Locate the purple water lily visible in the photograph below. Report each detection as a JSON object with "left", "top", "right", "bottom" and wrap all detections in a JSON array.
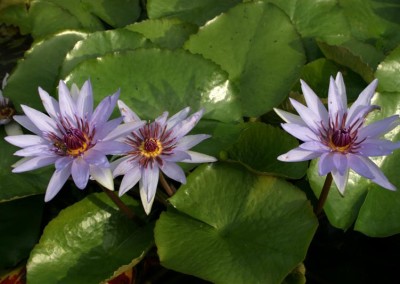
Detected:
[
  {"left": 112, "top": 101, "right": 217, "bottom": 214},
  {"left": 5, "top": 80, "right": 144, "bottom": 201},
  {"left": 274, "top": 72, "right": 400, "bottom": 194}
]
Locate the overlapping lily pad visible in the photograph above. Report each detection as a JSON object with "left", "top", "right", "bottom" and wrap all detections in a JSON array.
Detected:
[
  {"left": 3, "top": 31, "right": 86, "bottom": 112},
  {"left": 27, "top": 192, "right": 154, "bottom": 284},
  {"left": 185, "top": 1, "right": 305, "bottom": 117},
  {"left": 155, "top": 163, "right": 317, "bottom": 283},
  {"left": 227, "top": 122, "right": 308, "bottom": 179},
  {"left": 64, "top": 48, "right": 242, "bottom": 123}
]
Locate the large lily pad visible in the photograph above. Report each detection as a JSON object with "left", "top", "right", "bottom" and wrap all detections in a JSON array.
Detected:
[
  {"left": 147, "top": 0, "right": 241, "bottom": 26},
  {"left": 155, "top": 163, "right": 317, "bottom": 284},
  {"left": 64, "top": 48, "right": 242, "bottom": 123},
  {"left": 227, "top": 122, "right": 308, "bottom": 179},
  {"left": 185, "top": 2, "right": 305, "bottom": 117},
  {"left": 27, "top": 192, "right": 154, "bottom": 284},
  {"left": 3, "top": 31, "right": 86, "bottom": 112}
]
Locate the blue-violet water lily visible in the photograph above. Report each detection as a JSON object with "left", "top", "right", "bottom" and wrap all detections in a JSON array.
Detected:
[
  {"left": 112, "top": 101, "right": 217, "bottom": 214},
  {"left": 5, "top": 80, "right": 144, "bottom": 201},
  {"left": 274, "top": 72, "right": 400, "bottom": 194}
]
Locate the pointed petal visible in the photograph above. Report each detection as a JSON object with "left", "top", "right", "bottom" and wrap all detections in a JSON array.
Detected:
[
  {"left": 45, "top": 164, "right": 72, "bottom": 202},
  {"left": 76, "top": 80, "right": 93, "bottom": 118},
  {"left": 70, "top": 83, "right": 80, "bottom": 101},
  {"left": 12, "top": 156, "right": 58, "bottom": 173},
  {"left": 176, "top": 134, "right": 211, "bottom": 150},
  {"left": 94, "top": 141, "right": 131, "bottom": 155},
  {"left": 328, "top": 76, "right": 346, "bottom": 119},
  {"left": 161, "top": 162, "right": 186, "bottom": 184},
  {"left": 347, "top": 79, "right": 378, "bottom": 123},
  {"left": 55, "top": 156, "right": 73, "bottom": 171},
  {"left": 71, "top": 158, "right": 89, "bottom": 189},
  {"left": 142, "top": 166, "right": 159, "bottom": 203},
  {"left": 181, "top": 151, "right": 217, "bottom": 163},
  {"left": 119, "top": 167, "right": 141, "bottom": 196},
  {"left": 332, "top": 153, "right": 348, "bottom": 175},
  {"left": 299, "top": 141, "right": 329, "bottom": 152},
  {"left": 273, "top": 108, "right": 306, "bottom": 125},
  {"left": 14, "top": 144, "right": 51, "bottom": 157},
  {"left": 21, "top": 105, "right": 57, "bottom": 133},
  {"left": 155, "top": 111, "right": 169, "bottom": 126},
  {"left": 318, "top": 152, "right": 335, "bottom": 176},
  {"left": 162, "top": 150, "right": 191, "bottom": 162},
  {"left": 94, "top": 117, "right": 123, "bottom": 140},
  {"left": 277, "top": 147, "right": 321, "bottom": 162},
  {"left": 300, "top": 80, "right": 328, "bottom": 122},
  {"left": 5, "top": 135, "right": 45, "bottom": 148},
  {"left": 166, "top": 107, "right": 190, "bottom": 130},
  {"left": 281, "top": 123, "right": 319, "bottom": 142},
  {"left": 331, "top": 168, "right": 349, "bottom": 195},
  {"left": 170, "top": 109, "right": 204, "bottom": 139},
  {"left": 289, "top": 99, "right": 322, "bottom": 133},
  {"left": 117, "top": 100, "right": 141, "bottom": 123},
  {"left": 335, "top": 72, "right": 347, "bottom": 108},
  {"left": 103, "top": 120, "right": 145, "bottom": 141},
  {"left": 139, "top": 179, "right": 156, "bottom": 215},
  {"left": 58, "top": 80, "right": 76, "bottom": 119},
  {"left": 346, "top": 104, "right": 380, "bottom": 128},
  {"left": 91, "top": 91, "right": 119, "bottom": 125},
  {"left": 358, "top": 139, "right": 400, "bottom": 156},
  {"left": 13, "top": 115, "right": 41, "bottom": 135},
  {"left": 357, "top": 115, "right": 400, "bottom": 140},
  {"left": 38, "top": 87, "right": 60, "bottom": 119},
  {"left": 112, "top": 156, "right": 135, "bottom": 176},
  {"left": 90, "top": 165, "right": 114, "bottom": 190},
  {"left": 347, "top": 154, "right": 375, "bottom": 179},
  {"left": 354, "top": 156, "right": 396, "bottom": 190},
  {"left": 84, "top": 149, "right": 109, "bottom": 167}
]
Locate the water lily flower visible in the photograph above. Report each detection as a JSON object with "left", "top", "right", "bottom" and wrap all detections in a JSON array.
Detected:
[
  {"left": 274, "top": 72, "right": 400, "bottom": 194},
  {"left": 112, "top": 101, "right": 217, "bottom": 214},
  {"left": 5, "top": 80, "right": 144, "bottom": 201}
]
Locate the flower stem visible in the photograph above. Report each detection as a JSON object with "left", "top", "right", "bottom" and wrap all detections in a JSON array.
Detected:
[
  {"left": 314, "top": 173, "right": 333, "bottom": 216},
  {"left": 101, "top": 186, "right": 144, "bottom": 226},
  {"left": 159, "top": 173, "right": 175, "bottom": 197}
]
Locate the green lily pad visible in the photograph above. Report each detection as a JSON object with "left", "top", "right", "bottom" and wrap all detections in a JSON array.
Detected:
[
  {"left": 64, "top": 48, "right": 242, "bottom": 123},
  {"left": 27, "top": 192, "right": 154, "bottom": 284},
  {"left": 155, "top": 163, "right": 318, "bottom": 284},
  {"left": 0, "top": 195, "right": 44, "bottom": 269},
  {"left": 227, "top": 122, "right": 308, "bottom": 179},
  {"left": 185, "top": 2, "right": 305, "bottom": 117},
  {"left": 3, "top": 31, "right": 86, "bottom": 112},
  {"left": 0, "top": 1, "right": 31, "bottom": 34},
  {"left": 147, "top": 0, "right": 241, "bottom": 26},
  {"left": 60, "top": 29, "right": 151, "bottom": 77},
  {"left": 28, "top": 0, "right": 140, "bottom": 39},
  {"left": 0, "top": 127, "right": 52, "bottom": 202},
  {"left": 126, "top": 18, "right": 198, "bottom": 50},
  {"left": 260, "top": 0, "right": 350, "bottom": 45},
  {"left": 375, "top": 44, "right": 400, "bottom": 93}
]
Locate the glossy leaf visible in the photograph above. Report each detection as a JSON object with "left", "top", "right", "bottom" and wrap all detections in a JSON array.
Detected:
[
  {"left": 60, "top": 29, "right": 150, "bottom": 77},
  {"left": 185, "top": 2, "right": 305, "bottom": 117},
  {"left": 155, "top": 163, "right": 318, "bottom": 284},
  {"left": 375, "top": 44, "right": 400, "bottom": 93},
  {"left": 228, "top": 122, "right": 308, "bottom": 179},
  {"left": 0, "top": 195, "right": 43, "bottom": 269},
  {"left": 147, "top": 0, "right": 241, "bottom": 26},
  {"left": 126, "top": 18, "right": 198, "bottom": 50},
  {"left": 64, "top": 48, "right": 242, "bottom": 123},
  {"left": 27, "top": 192, "right": 154, "bottom": 284},
  {"left": 3, "top": 31, "right": 86, "bottom": 112},
  {"left": 0, "top": 127, "right": 51, "bottom": 201},
  {"left": 263, "top": 0, "right": 350, "bottom": 45}
]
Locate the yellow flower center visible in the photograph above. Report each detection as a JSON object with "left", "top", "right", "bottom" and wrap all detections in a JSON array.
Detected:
[
  {"left": 139, "top": 138, "right": 163, "bottom": 158},
  {"left": 64, "top": 129, "right": 91, "bottom": 156}
]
